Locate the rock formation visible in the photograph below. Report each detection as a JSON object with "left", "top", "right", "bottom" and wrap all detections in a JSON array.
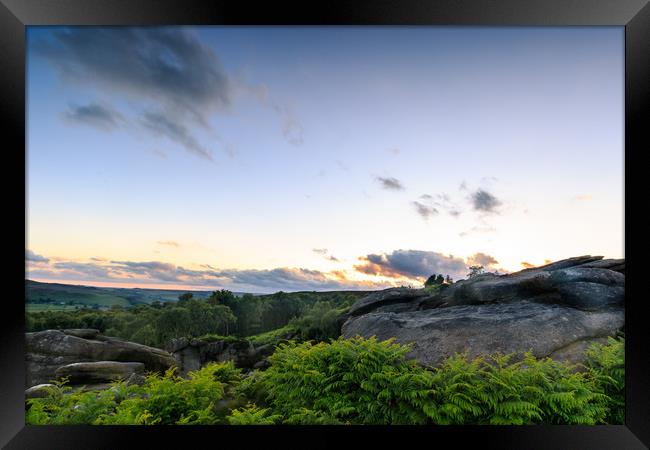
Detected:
[
  {"left": 25, "top": 328, "right": 176, "bottom": 387},
  {"left": 166, "top": 337, "right": 276, "bottom": 375},
  {"left": 342, "top": 256, "right": 624, "bottom": 367}
]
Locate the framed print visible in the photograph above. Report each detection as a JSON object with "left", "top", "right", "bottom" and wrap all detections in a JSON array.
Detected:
[{"left": 1, "top": 0, "right": 648, "bottom": 448}]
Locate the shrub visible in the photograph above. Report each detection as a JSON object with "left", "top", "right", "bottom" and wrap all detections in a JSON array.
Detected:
[
  {"left": 226, "top": 403, "right": 281, "bottom": 425},
  {"left": 261, "top": 336, "right": 438, "bottom": 424},
  {"left": 585, "top": 336, "right": 625, "bottom": 424}
]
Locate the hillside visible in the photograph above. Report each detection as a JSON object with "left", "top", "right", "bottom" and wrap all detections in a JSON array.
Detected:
[{"left": 25, "top": 280, "right": 217, "bottom": 310}]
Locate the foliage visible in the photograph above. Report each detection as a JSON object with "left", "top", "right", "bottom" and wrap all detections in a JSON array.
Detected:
[
  {"left": 585, "top": 336, "right": 625, "bottom": 424},
  {"left": 26, "top": 336, "right": 624, "bottom": 426},
  {"left": 424, "top": 274, "right": 445, "bottom": 287},
  {"left": 290, "top": 301, "right": 348, "bottom": 342},
  {"left": 27, "top": 362, "right": 239, "bottom": 425},
  {"left": 27, "top": 290, "right": 363, "bottom": 347},
  {"left": 246, "top": 325, "right": 297, "bottom": 347},
  {"left": 467, "top": 265, "right": 485, "bottom": 278},
  {"left": 226, "top": 403, "right": 281, "bottom": 425},
  {"left": 261, "top": 337, "right": 439, "bottom": 424}
]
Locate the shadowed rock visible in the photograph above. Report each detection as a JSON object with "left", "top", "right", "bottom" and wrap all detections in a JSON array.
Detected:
[
  {"left": 55, "top": 361, "right": 145, "bottom": 384},
  {"left": 26, "top": 329, "right": 176, "bottom": 386}
]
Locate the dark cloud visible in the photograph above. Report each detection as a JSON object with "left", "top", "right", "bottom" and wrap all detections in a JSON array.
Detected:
[
  {"left": 34, "top": 27, "right": 230, "bottom": 159},
  {"left": 466, "top": 252, "right": 499, "bottom": 268},
  {"left": 354, "top": 250, "right": 467, "bottom": 281},
  {"left": 470, "top": 189, "right": 502, "bottom": 213},
  {"left": 63, "top": 103, "right": 123, "bottom": 130},
  {"left": 375, "top": 176, "right": 405, "bottom": 191},
  {"left": 34, "top": 27, "right": 231, "bottom": 120},
  {"left": 26, "top": 250, "right": 49, "bottom": 263},
  {"left": 411, "top": 201, "right": 438, "bottom": 220}
]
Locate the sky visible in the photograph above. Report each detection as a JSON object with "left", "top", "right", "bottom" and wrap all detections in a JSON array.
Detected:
[{"left": 25, "top": 26, "right": 624, "bottom": 293}]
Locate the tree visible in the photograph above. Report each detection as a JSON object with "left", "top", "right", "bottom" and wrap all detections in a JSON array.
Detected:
[
  {"left": 207, "top": 289, "right": 236, "bottom": 307},
  {"left": 467, "top": 265, "right": 485, "bottom": 278},
  {"left": 424, "top": 274, "right": 446, "bottom": 288},
  {"left": 445, "top": 275, "right": 453, "bottom": 284},
  {"left": 178, "top": 293, "right": 194, "bottom": 304},
  {"left": 424, "top": 274, "right": 439, "bottom": 287}
]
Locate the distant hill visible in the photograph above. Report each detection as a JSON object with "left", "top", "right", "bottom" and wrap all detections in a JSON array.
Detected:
[
  {"left": 25, "top": 279, "right": 240, "bottom": 310},
  {"left": 25, "top": 280, "right": 373, "bottom": 311}
]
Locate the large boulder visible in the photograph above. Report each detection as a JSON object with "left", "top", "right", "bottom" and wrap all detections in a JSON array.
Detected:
[
  {"left": 54, "top": 361, "right": 145, "bottom": 385},
  {"left": 342, "top": 301, "right": 623, "bottom": 367},
  {"left": 342, "top": 256, "right": 625, "bottom": 367},
  {"left": 26, "top": 329, "right": 176, "bottom": 386},
  {"left": 419, "top": 256, "right": 624, "bottom": 311}
]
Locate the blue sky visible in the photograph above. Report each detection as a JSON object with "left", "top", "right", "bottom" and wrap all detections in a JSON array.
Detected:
[{"left": 26, "top": 26, "right": 624, "bottom": 293}]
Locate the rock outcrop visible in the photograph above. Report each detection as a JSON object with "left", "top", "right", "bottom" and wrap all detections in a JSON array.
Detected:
[
  {"left": 342, "top": 256, "right": 624, "bottom": 367},
  {"left": 54, "top": 361, "right": 145, "bottom": 385},
  {"left": 26, "top": 329, "right": 176, "bottom": 387},
  {"left": 166, "top": 337, "right": 273, "bottom": 376}
]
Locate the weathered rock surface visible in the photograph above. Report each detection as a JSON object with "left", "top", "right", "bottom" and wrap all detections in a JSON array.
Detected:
[
  {"left": 342, "top": 256, "right": 625, "bottom": 367},
  {"left": 25, "top": 384, "right": 57, "bottom": 400},
  {"left": 348, "top": 287, "right": 430, "bottom": 316},
  {"left": 54, "top": 361, "right": 145, "bottom": 385},
  {"left": 419, "top": 256, "right": 624, "bottom": 311},
  {"left": 26, "top": 329, "right": 176, "bottom": 386},
  {"left": 166, "top": 337, "right": 262, "bottom": 376}
]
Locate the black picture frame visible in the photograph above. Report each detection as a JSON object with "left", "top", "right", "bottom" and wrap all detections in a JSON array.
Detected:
[{"left": 2, "top": 1, "right": 648, "bottom": 448}]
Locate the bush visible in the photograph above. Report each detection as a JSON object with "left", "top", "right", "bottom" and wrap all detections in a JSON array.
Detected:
[
  {"left": 26, "top": 336, "right": 624, "bottom": 426},
  {"left": 585, "top": 336, "right": 625, "bottom": 424},
  {"left": 27, "top": 362, "right": 238, "bottom": 425},
  {"left": 261, "top": 336, "right": 438, "bottom": 424}
]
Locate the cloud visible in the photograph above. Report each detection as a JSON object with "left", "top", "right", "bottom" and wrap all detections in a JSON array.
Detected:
[
  {"left": 470, "top": 189, "right": 502, "bottom": 213},
  {"left": 313, "top": 248, "right": 341, "bottom": 262},
  {"left": 63, "top": 103, "right": 124, "bottom": 131},
  {"left": 375, "top": 176, "right": 405, "bottom": 191},
  {"left": 34, "top": 27, "right": 232, "bottom": 159},
  {"left": 157, "top": 240, "right": 181, "bottom": 248},
  {"left": 387, "top": 148, "right": 401, "bottom": 155},
  {"left": 34, "top": 27, "right": 231, "bottom": 120},
  {"left": 574, "top": 194, "right": 593, "bottom": 201},
  {"left": 27, "top": 256, "right": 387, "bottom": 293},
  {"left": 140, "top": 111, "right": 213, "bottom": 160},
  {"left": 26, "top": 250, "right": 49, "bottom": 263},
  {"left": 411, "top": 201, "right": 438, "bottom": 220},
  {"left": 272, "top": 103, "right": 304, "bottom": 146},
  {"left": 417, "top": 193, "right": 463, "bottom": 218},
  {"left": 459, "top": 224, "right": 497, "bottom": 237},
  {"left": 466, "top": 252, "right": 499, "bottom": 268},
  {"left": 521, "top": 261, "right": 536, "bottom": 269},
  {"left": 354, "top": 250, "right": 468, "bottom": 281}
]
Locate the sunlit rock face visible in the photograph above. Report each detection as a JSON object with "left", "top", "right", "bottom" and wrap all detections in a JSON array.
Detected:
[{"left": 342, "top": 256, "right": 624, "bottom": 367}]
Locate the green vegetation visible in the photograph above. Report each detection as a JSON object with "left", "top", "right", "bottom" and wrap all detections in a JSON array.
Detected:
[
  {"left": 26, "top": 335, "right": 625, "bottom": 425},
  {"left": 26, "top": 289, "right": 363, "bottom": 348}
]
